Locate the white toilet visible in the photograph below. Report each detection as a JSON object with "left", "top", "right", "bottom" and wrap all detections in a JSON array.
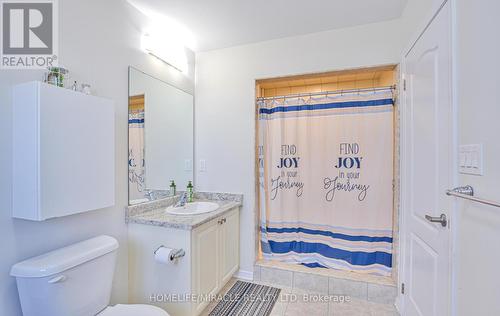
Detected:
[{"left": 10, "top": 235, "right": 169, "bottom": 316}]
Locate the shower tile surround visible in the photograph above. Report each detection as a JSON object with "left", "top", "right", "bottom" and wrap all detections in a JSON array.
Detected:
[
  {"left": 255, "top": 260, "right": 397, "bottom": 305},
  {"left": 126, "top": 192, "right": 243, "bottom": 230}
]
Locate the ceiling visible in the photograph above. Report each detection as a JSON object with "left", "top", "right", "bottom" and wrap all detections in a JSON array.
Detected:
[{"left": 129, "top": 0, "right": 409, "bottom": 52}]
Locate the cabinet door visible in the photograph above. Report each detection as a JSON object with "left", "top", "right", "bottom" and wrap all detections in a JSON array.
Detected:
[
  {"left": 193, "top": 219, "right": 220, "bottom": 315},
  {"left": 219, "top": 209, "right": 240, "bottom": 285},
  {"left": 12, "top": 82, "right": 115, "bottom": 221},
  {"left": 40, "top": 83, "right": 115, "bottom": 219}
]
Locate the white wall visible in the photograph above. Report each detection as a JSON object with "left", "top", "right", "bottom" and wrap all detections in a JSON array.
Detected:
[
  {"left": 0, "top": 0, "right": 194, "bottom": 315},
  {"left": 194, "top": 0, "right": 433, "bottom": 275},
  {"left": 454, "top": 0, "right": 500, "bottom": 314}
]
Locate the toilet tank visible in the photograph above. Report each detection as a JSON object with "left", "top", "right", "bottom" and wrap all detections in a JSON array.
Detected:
[{"left": 10, "top": 235, "right": 119, "bottom": 316}]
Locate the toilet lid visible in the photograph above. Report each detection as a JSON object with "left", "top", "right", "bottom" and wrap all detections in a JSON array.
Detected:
[{"left": 98, "top": 304, "right": 169, "bottom": 316}]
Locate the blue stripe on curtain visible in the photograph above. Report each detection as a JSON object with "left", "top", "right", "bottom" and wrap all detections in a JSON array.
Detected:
[
  {"left": 129, "top": 118, "right": 144, "bottom": 124},
  {"left": 301, "top": 262, "right": 327, "bottom": 268},
  {"left": 265, "top": 226, "right": 393, "bottom": 243},
  {"left": 259, "top": 98, "right": 393, "bottom": 115},
  {"left": 268, "top": 240, "right": 392, "bottom": 268},
  {"left": 264, "top": 221, "right": 393, "bottom": 235}
]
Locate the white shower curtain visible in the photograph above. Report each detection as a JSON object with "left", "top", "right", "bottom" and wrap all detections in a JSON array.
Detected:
[
  {"left": 258, "top": 89, "right": 394, "bottom": 276},
  {"left": 129, "top": 109, "right": 145, "bottom": 200}
]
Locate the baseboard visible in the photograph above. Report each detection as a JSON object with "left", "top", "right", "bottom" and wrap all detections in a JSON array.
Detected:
[
  {"left": 395, "top": 295, "right": 402, "bottom": 313},
  {"left": 234, "top": 269, "right": 254, "bottom": 281}
]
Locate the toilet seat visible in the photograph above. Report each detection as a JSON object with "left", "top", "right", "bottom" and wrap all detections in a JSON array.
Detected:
[{"left": 98, "top": 304, "right": 169, "bottom": 316}]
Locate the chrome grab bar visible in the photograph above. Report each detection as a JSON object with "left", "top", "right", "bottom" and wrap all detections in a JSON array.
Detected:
[{"left": 446, "top": 185, "right": 500, "bottom": 208}]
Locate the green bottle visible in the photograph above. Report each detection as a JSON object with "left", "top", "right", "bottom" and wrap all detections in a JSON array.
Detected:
[
  {"left": 169, "top": 180, "right": 176, "bottom": 196},
  {"left": 187, "top": 181, "right": 194, "bottom": 203}
]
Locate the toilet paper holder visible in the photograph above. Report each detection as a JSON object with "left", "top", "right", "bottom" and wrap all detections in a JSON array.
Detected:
[{"left": 154, "top": 245, "right": 185, "bottom": 261}]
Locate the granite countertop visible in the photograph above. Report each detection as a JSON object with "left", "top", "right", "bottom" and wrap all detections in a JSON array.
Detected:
[{"left": 125, "top": 192, "right": 243, "bottom": 230}]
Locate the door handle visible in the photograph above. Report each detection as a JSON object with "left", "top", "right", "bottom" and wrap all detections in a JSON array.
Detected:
[{"left": 425, "top": 213, "right": 447, "bottom": 227}]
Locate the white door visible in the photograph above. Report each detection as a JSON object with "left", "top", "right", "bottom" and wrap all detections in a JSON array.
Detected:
[{"left": 401, "top": 2, "right": 454, "bottom": 315}]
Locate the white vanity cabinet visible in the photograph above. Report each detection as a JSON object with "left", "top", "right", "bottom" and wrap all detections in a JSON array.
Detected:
[
  {"left": 127, "top": 206, "right": 240, "bottom": 316},
  {"left": 219, "top": 209, "right": 240, "bottom": 285},
  {"left": 12, "top": 81, "right": 115, "bottom": 220},
  {"left": 192, "top": 209, "right": 240, "bottom": 315}
]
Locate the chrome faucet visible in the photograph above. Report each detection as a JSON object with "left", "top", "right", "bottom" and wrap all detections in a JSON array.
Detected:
[
  {"left": 144, "top": 189, "right": 155, "bottom": 201},
  {"left": 175, "top": 192, "right": 188, "bottom": 207}
]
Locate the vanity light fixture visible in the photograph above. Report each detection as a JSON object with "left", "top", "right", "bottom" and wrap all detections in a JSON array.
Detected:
[
  {"left": 129, "top": 0, "right": 194, "bottom": 73},
  {"left": 141, "top": 33, "right": 188, "bottom": 73}
]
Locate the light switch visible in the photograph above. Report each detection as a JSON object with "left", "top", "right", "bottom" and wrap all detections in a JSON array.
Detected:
[
  {"left": 199, "top": 159, "right": 207, "bottom": 172},
  {"left": 184, "top": 159, "right": 192, "bottom": 171},
  {"left": 471, "top": 151, "right": 479, "bottom": 168},
  {"left": 459, "top": 152, "right": 466, "bottom": 166},
  {"left": 459, "top": 144, "right": 483, "bottom": 175}
]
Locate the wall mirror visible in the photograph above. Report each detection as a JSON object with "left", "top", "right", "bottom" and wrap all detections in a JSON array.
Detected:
[{"left": 128, "top": 66, "right": 194, "bottom": 205}]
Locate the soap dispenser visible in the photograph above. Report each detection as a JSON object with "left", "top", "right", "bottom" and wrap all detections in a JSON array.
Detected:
[
  {"left": 169, "top": 180, "right": 176, "bottom": 196},
  {"left": 187, "top": 181, "right": 194, "bottom": 203}
]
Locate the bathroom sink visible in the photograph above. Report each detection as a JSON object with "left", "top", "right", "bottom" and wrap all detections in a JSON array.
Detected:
[{"left": 165, "top": 201, "right": 219, "bottom": 215}]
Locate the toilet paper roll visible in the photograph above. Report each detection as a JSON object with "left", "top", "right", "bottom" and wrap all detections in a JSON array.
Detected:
[{"left": 154, "top": 246, "right": 174, "bottom": 264}]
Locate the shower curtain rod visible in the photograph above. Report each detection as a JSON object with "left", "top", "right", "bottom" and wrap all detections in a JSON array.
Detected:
[{"left": 257, "top": 85, "right": 396, "bottom": 101}]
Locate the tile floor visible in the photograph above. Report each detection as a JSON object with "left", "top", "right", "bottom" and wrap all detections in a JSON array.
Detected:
[
  {"left": 255, "top": 262, "right": 398, "bottom": 305},
  {"left": 201, "top": 278, "right": 399, "bottom": 316}
]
